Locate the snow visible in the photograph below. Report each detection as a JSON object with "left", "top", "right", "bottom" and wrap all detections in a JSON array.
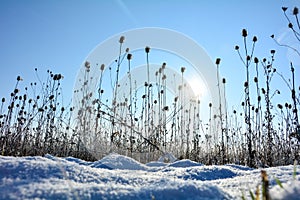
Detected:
[{"left": 0, "top": 154, "right": 299, "bottom": 200}]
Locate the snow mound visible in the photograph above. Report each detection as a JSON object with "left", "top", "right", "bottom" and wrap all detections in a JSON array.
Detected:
[
  {"left": 270, "top": 180, "right": 300, "bottom": 200},
  {"left": 1, "top": 154, "right": 299, "bottom": 199},
  {"left": 91, "top": 153, "right": 147, "bottom": 170},
  {"left": 168, "top": 159, "right": 203, "bottom": 168}
]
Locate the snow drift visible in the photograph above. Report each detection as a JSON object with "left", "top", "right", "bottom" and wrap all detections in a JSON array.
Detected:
[{"left": 0, "top": 153, "right": 299, "bottom": 199}]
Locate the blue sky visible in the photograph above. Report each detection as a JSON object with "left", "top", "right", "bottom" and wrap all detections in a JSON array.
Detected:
[{"left": 0, "top": 0, "right": 299, "bottom": 113}]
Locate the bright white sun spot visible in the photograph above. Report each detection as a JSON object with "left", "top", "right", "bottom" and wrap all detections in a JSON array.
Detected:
[{"left": 188, "top": 76, "right": 207, "bottom": 99}]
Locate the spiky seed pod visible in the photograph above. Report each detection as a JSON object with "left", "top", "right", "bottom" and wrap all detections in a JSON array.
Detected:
[
  {"left": 254, "top": 57, "right": 259, "bottom": 63},
  {"left": 17, "top": 76, "right": 22, "bottom": 81},
  {"left": 242, "top": 29, "right": 248, "bottom": 37},
  {"left": 293, "top": 7, "right": 299, "bottom": 15},
  {"left": 285, "top": 103, "right": 289, "bottom": 108},
  {"left": 216, "top": 58, "right": 221, "bottom": 65},
  {"left": 145, "top": 46, "right": 150, "bottom": 53},
  {"left": 119, "top": 36, "right": 125, "bottom": 44},
  {"left": 235, "top": 45, "right": 239, "bottom": 50},
  {"left": 85, "top": 61, "right": 90, "bottom": 69},
  {"left": 127, "top": 53, "right": 132, "bottom": 60},
  {"left": 100, "top": 64, "right": 105, "bottom": 71},
  {"left": 181, "top": 67, "right": 186, "bottom": 73},
  {"left": 282, "top": 7, "right": 288, "bottom": 12},
  {"left": 252, "top": 36, "right": 257, "bottom": 42}
]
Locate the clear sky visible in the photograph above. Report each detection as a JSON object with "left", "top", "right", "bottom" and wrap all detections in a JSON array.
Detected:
[{"left": 0, "top": 0, "right": 299, "bottom": 113}]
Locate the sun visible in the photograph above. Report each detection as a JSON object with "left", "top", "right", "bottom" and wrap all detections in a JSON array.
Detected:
[{"left": 187, "top": 76, "right": 207, "bottom": 99}]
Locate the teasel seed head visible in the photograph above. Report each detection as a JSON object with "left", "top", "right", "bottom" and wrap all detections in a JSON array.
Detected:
[
  {"left": 293, "top": 7, "right": 299, "bottom": 15},
  {"left": 119, "top": 36, "right": 125, "bottom": 44},
  {"left": 254, "top": 77, "right": 258, "bottom": 83},
  {"left": 181, "top": 67, "right": 186, "bottom": 73},
  {"left": 252, "top": 36, "right": 257, "bottom": 42},
  {"left": 127, "top": 53, "right": 132, "bottom": 60},
  {"left": 145, "top": 46, "right": 150, "bottom": 53},
  {"left": 282, "top": 7, "right": 288, "bottom": 12},
  {"left": 100, "top": 64, "right": 105, "bottom": 71},
  {"left": 242, "top": 29, "right": 248, "bottom": 37}
]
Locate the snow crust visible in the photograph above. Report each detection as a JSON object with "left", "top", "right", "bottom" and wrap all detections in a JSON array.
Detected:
[{"left": 0, "top": 153, "right": 299, "bottom": 199}]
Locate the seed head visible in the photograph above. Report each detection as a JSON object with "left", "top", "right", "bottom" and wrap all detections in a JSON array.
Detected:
[
  {"left": 254, "top": 57, "right": 259, "bottom": 63},
  {"left": 235, "top": 45, "right": 239, "bottom": 50},
  {"left": 254, "top": 77, "right": 258, "bottom": 83},
  {"left": 85, "top": 61, "right": 90, "bottom": 69},
  {"left": 162, "top": 62, "right": 166, "bottom": 69},
  {"left": 282, "top": 7, "right": 288, "bottom": 12},
  {"left": 127, "top": 53, "right": 132, "bottom": 60},
  {"left": 181, "top": 67, "right": 186, "bottom": 73},
  {"left": 242, "top": 29, "right": 248, "bottom": 37},
  {"left": 126, "top": 48, "right": 129, "bottom": 53},
  {"left": 252, "top": 36, "right": 257, "bottom": 42},
  {"left": 17, "top": 76, "right": 23, "bottom": 81},
  {"left": 288, "top": 23, "right": 293, "bottom": 29},
  {"left": 293, "top": 7, "right": 299, "bottom": 15},
  {"left": 100, "top": 64, "right": 105, "bottom": 71},
  {"left": 222, "top": 78, "right": 226, "bottom": 84},
  {"left": 145, "top": 46, "right": 150, "bottom": 53},
  {"left": 209, "top": 103, "right": 212, "bottom": 107},
  {"left": 215, "top": 58, "right": 221, "bottom": 65},
  {"left": 119, "top": 36, "right": 125, "bottom": 44},
  {"left": 270, "top": 50, "right": 276, "bottom": 54}
]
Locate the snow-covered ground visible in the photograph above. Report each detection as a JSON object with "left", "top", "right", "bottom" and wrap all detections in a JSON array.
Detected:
[{"left": 0, "top": 153, "right": 299, "bottom": 200}]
